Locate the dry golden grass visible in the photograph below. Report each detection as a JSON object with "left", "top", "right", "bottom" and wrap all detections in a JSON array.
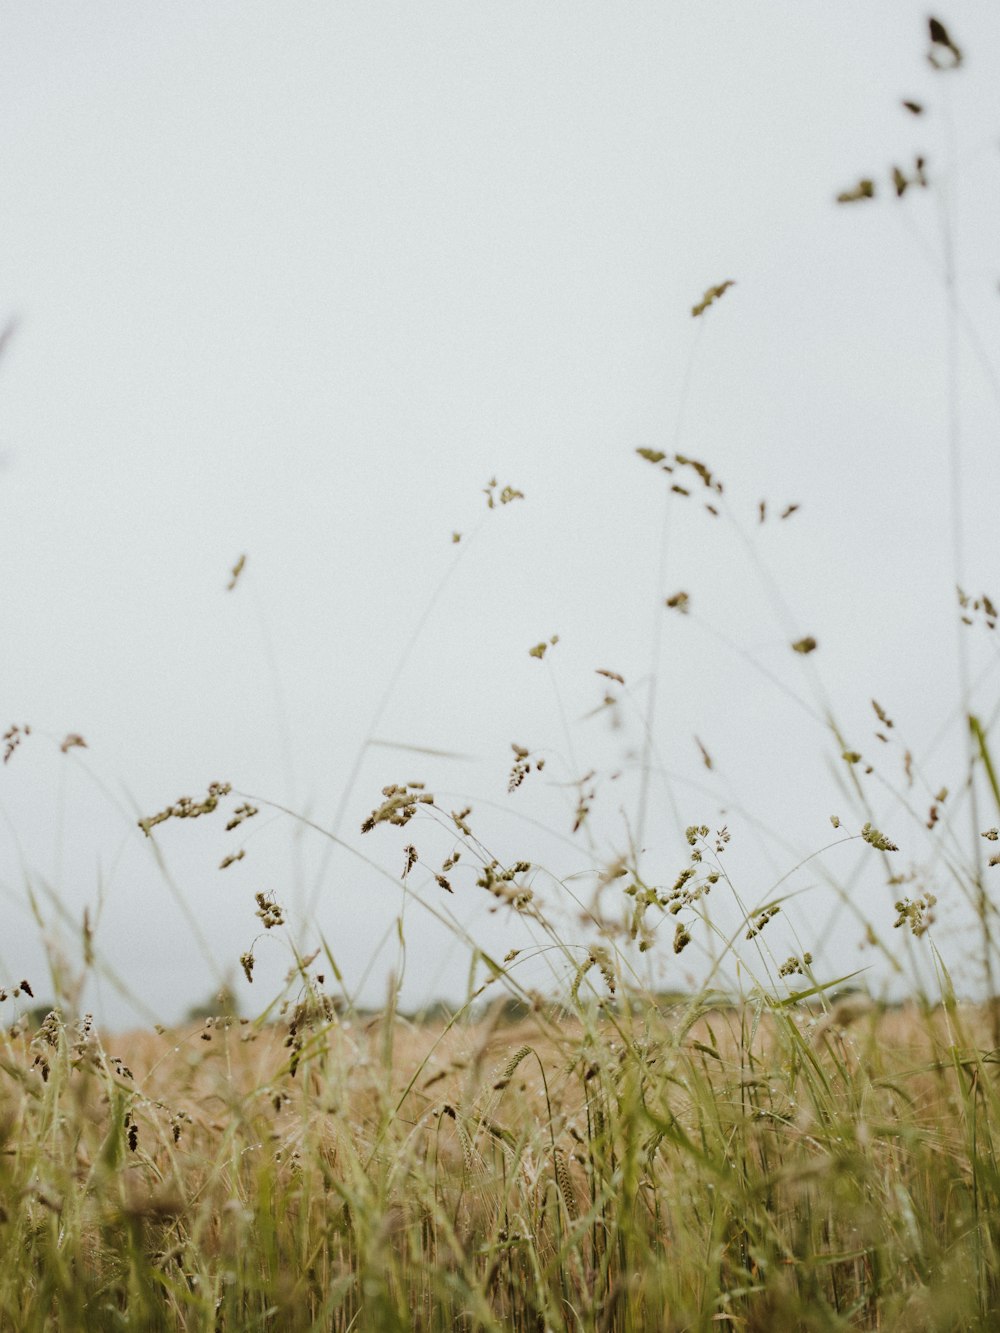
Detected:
[{"left": 3, "top": 996, "right": 1000, "bottom": 1329}]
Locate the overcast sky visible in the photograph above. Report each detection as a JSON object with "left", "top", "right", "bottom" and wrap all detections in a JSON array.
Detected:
[{"left": 1, "top": 4, "right": 999, "bottom": 1029}]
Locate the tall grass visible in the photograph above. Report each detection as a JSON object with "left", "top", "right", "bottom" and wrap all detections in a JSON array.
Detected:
[
  {"left": 3, "top": 986, "right": 1000, "bottom": 1329},
  {"left": 3, "top": 16, "right": 1000, "bottom": 1331}
]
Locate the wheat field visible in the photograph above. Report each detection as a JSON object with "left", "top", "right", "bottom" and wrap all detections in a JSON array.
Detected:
[{"left": 2, "top": 983, "right": 1000, "bottom": 1330}]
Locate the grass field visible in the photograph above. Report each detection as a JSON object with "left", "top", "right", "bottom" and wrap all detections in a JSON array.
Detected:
[{"left": 3, "top": 985, "right": 1000, "bottom": 1330}]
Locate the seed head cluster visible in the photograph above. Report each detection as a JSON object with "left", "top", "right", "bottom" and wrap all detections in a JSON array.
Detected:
[
  {"left": 138, "top": 782, "right": 232, "bottom": 837},
  {"left": 361, "top": 782, "right": 434, "bottom": 833}
]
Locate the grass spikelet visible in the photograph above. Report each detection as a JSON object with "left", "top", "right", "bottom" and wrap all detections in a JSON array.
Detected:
[
  {"left": 2, "top": 723, "right": 30, "bottom": 764},
  {"left": 226, "top": 553, "right": 246, "bottom": 591},
  {"left": 442, "top": 1104, "right": 476, "bottom": 1177},
  {"left": 553, "top": 1147, "right": 579, "bottom": 1221},
  {"left": 691, "top": 278, "right": 735, "bottom": 316},
  {"left": 492, "top": 1044, "right": 532, "bottom": 1091},
  {"left": 862, "top": 821, "right": 899, "bottom": 852}
]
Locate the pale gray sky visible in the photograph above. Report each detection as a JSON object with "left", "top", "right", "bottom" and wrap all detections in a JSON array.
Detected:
[{"left": 1, "top": 4, "right": 999, "bottom": 1027}]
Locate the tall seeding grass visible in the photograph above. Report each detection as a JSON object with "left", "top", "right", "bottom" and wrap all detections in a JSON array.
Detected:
[
  {"left": 4, "top": 983, "right": 1000, "bottom": 1331},
  {"left": 3, "top": 17, "right": 1000, "bottom": 1332}
]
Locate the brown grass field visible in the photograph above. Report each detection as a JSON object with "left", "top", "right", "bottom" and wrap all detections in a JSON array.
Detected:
[{"left": 3, "top": 993, "right": 1000, "bottom": 1330}]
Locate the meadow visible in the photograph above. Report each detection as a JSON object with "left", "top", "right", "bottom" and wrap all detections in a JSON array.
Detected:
[
  {"left": 3, "top": 979, "right": 1000, "bottom": 1329},
  {"left": 3, "top": 15, "right": 1000, "bottom": 1331}
]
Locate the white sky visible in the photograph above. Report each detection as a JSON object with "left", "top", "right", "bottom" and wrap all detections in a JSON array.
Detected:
[{"left": 1, "top": 4, "right": 999, "bottom": 1029}]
